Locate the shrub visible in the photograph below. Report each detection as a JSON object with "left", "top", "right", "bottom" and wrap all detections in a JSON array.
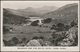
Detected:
[
  {"left": 3, "top": 26, "right": 9, "bottom": 34},
  {"left": 51, "top": 32, "right": 67, "bottom": 46},
  {"left": 70, "top": 20, "right": 77, "bottom": 27},
  {"left": 11, "top": 37, "right": 19, "bottom": 44},
  {"left": 51, "top": 23, "right": 70, "bottom": 31},
  {"left": 43, "top": 18, "right": 52, "bottom": 23},
  {"left": 31, "top": 20, "right": 39, "bottom": 26},
  {"left": 56, "top": 23, "right": 64, "bottom": 27}
]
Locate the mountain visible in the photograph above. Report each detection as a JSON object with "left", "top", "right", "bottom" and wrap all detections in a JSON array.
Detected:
[
  {"left": 3, "top": 8, "right": 26, "bottom": 24},
  {"left": 17, "top": 6, "right": 57, "bottom": 17},
  {"left": 3, "top": 6, "right": 57, "bottom": 24},
  {"left": 17, "top": 7, "right": 42, "bottom": 17},
  {"left": 3, "top": 3, "right": 78, "bottom": 25},
  {"left": 4, "top": 6, "right": 57, "bottom": 18},
  {"left": 34, "top": 6, "right": 58, "bottom": 14},
  {"left": 42, "top": 3, "right": 78, "bottom": 25}
]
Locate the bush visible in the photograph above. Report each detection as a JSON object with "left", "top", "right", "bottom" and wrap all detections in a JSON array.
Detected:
[
  {"left": 51, "top": 23, "right": 70, "bottom": 31},
  {"left": 3, "top": 26, "right": 9, "bottom": 34},
  {"left": 43, "top": 18, "right": 52, "bottom": 23},
  {"left": 11, "top": 37, "right": 19, "bottom": 44},
  {"left": 64, "top": 25, "right": 71, "bottom": 31},
  {"left": 70, "top": 20, "right": 77, "bottom": 27},
  {"left": 50, "top": 24, "right": 56, "bottom": 30},
  {"left": 31, "top": 20, "right": 39, "bottom": 26},
  {"left": 51, "top": 32, "right": 67, "bottom": 46},
  {"left": 56, "top": 23, "right": 64, "bottom": 27}
]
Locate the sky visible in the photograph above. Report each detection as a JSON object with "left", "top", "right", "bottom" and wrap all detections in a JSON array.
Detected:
[{"left": 2, "top": 1, "right": 79, "bottom": 9}]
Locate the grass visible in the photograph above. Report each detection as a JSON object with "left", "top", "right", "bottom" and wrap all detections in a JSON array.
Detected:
[{"left": 3, "top": 24, "right": 53, "bottom": 41}]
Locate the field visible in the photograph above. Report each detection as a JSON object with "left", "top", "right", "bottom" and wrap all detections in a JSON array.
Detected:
[{"left": 3, "top": 24, "right": 54, "bottom": 41}]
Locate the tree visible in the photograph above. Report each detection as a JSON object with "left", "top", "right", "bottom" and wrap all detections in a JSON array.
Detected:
[
  {"left": 56, "top": 23, "right": 65, "bottom": 31},
  {"left": 43, "top": 18, "right": 52, "bottom": 23},
  {"left": 31, "top": 20, "right": 39, "bottom": 26},
  {"left": 51, "top": 23, "right": 65, "bottom": 31}
]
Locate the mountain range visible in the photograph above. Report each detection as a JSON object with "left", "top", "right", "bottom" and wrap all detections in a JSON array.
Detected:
[
  {"left": 3, "top": 3, "right": 78, "bottom": 25},
  {"left": 4, "top": 6, "right": 57, "bottom": 17}
]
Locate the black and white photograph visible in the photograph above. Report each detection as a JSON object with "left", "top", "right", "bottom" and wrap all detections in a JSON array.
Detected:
[{"left": 2, "top": 1, "right": 79, "bottom": 47}]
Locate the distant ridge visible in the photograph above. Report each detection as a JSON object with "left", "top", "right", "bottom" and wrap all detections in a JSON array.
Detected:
[
  {"left": 4, "top": 6, "right": 57, "bottom": 17},
  {"left": 42, "top": 3, "right": 78, "bottom": 25}
]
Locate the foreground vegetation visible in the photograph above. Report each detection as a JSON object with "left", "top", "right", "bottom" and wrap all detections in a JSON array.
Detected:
[{"left": 3, "top": 19, "right": 78, "bottom": 46}]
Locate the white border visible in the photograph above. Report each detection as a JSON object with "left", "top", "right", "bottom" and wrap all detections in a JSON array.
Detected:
[{"left": 1, "top": 1, "right": 79, "bottom": 51}]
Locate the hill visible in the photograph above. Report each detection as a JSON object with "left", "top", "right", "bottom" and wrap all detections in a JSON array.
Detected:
[
  {"left": 42, "top": 3, "right": 78, "bottom": 25},
  {"left": 3, "top": 8, "right": 26, "bottom": 24}
]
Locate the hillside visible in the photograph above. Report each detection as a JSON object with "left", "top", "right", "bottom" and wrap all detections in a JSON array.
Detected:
[
  {"left": 42, "top": 3, "right": 78, "bottom": 25},
  {"left": 3, "top": 8, "right": 26, "bottom": 24}
]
